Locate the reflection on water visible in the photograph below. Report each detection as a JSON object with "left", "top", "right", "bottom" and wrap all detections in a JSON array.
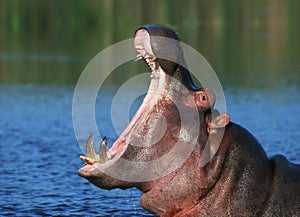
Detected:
[{"left": 0, "top": 0, "right": 299, "bottom": 86}]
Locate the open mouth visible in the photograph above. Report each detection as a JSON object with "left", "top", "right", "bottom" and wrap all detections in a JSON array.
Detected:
[
  {"left": 135, "top": 45, "right": 158, "bottom": 72},
  {"left": 78, "top": 27, "right": 213, "bottom": 178},
  {"left": 78, "top": 50, "right": 214, "bottom": 178},
  {"left": 78, "top": 50, "right": 165, "bottom": 177}
]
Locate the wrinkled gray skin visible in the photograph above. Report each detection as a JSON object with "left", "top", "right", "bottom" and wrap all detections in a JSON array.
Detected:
[{"left": 78, "top": 24, "right": 300, "bottom": 216}]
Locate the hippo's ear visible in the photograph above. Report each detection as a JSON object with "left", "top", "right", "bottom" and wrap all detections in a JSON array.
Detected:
[{"left": 207, "top": 113, "right": 230, "bottom": 134}]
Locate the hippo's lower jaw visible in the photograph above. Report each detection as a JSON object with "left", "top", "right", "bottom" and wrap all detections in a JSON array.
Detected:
[
  {"left": 78, "top": 59, "right": 169, "bottom": 189},
  {"left": 78, "top": 138, "right": 129, "bottom": 189}
]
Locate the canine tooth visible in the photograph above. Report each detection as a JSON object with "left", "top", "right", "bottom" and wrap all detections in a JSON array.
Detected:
[
  {"left": 86, "top": 134, "right": 98, "bottom": 159},
  {"left": 99, "top": 137, "right": 109, "bottom": 163}
]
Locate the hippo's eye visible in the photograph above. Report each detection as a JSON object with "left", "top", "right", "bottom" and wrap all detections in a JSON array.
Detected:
[{"left": 202, "top": 95, "right": 206, "bottom": 101}]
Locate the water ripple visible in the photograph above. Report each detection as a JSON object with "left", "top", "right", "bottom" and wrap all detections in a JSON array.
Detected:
[{"left": 0, "top": 84, "right": 299, "bottom": 216}]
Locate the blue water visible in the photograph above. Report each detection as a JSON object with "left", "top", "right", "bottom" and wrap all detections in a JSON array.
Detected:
[
  {"left": 0, "top": 84, "right": 153, "bottom": 216},
  {"left": 0, "top": 84, "right": 299, "bottom": 216}
]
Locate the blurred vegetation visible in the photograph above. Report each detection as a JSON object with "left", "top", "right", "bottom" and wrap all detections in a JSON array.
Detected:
[{"left": 0, "top": 0, "right": 299, "bottom": 87}]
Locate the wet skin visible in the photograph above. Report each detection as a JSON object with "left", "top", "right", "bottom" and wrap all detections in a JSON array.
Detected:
[{"left": 78, "top": 24, "right": 300, "bottom": 216}]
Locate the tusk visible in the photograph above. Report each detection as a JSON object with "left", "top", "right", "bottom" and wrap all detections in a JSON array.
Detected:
[
  {"left": 79, "top": 134, "right": 110, "bottom": 164},
  {"left": 86, "top": 134, "right": 98, "bottom": 159},
  {"left": 99, "top": 137, "right": 109, "bottom": 163}
]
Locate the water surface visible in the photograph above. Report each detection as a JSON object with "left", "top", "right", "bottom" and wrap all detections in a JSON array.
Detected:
[
  {"left": 0, "top": 84, "right": 299, "bottom": 216},
  {"left": 0, "top": 84, "right": 153, "bottom": 216}
]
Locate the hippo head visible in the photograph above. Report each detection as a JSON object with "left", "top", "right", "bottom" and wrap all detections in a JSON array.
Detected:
[{"left": 78, "top": 24, "right": 230, "bottom": 216}]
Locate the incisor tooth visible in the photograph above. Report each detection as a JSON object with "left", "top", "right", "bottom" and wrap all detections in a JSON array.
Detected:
[
  {"left": 86, "top": 134, "right": 98, "bottom": 159},
  {"left": 99, "top": 137, "right": 109, "bottom": 163},
  {"left": 79, "top": 134, "right": 110, "bottom": 164},
  {"left": 79, "top": 155, "right": 98, "bottom": 164},
  {"left": 134, "top": 53, "right": 143, "bottom": 62}
]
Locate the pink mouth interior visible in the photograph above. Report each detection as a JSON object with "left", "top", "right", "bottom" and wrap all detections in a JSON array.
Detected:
[
  {"left": 79, "top": 65, "right": 166, "bottom": 174},
  {"left": 108, "top": 67, "right": 165, "bottom": 156},
  {"left": 80, "top": 164, "right": 95, "bottom": 172}
]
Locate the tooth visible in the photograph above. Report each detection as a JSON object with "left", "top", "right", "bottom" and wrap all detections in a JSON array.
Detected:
[
  {"left": 79, "top": 155, "right": 98, "bottom": 164},
  {"left": 98, "top": 137, "right": 109, "bottom": 163},
  {"left": 144, "top": 54, "right": 150, "bottom": 60},
  {"left": 134, "top": 54, "right": 143, "bottom": 62},
  {"left": 151, "top": 56, "right": 157, "bottom": 61},
  {"left": 86, "top": 134, "right": 98, "bottom": 159}
]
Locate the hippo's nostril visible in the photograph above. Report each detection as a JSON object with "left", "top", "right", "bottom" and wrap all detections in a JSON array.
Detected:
[{"left": 202, "top": 95, "right": 206, "bottom": 101}]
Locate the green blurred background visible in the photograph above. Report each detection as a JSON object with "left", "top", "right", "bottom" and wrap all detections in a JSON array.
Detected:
[{"left": 0, "top": 0, "right": 299, "bottom": 88}]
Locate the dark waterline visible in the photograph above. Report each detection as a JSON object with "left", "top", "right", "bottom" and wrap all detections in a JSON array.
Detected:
[{"left": 1, "top": 0, "right": 299, "bottom": 86}]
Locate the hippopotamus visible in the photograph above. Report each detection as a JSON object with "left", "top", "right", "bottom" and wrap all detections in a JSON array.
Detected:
[{"left": 78, "top": 24, "right": 300, "bottom": 216}]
